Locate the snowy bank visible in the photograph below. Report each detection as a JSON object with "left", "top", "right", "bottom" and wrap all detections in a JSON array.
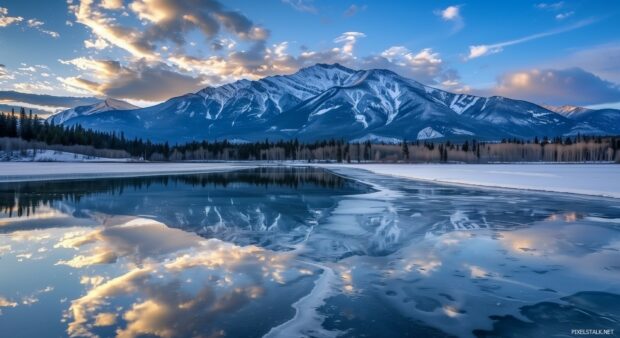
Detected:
[
  {"left": 1, "top": 149, "right": 132, "bottom": 162},
  {"left": 0, "top": 162, "right": 254, "bottom": 182},
  {"left": 317, "top": 163, "right": 620, "bottom": 199}
]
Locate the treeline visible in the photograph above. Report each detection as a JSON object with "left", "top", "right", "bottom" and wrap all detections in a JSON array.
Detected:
[
  {"left": 1, "top": 109, "right": 176, "bottom": 159},
  {"left": 169, "top": 136, "right": 617, "bottom": 163},
  {"left": 1, "top": 109, "right": 619, "bottom": 163}
]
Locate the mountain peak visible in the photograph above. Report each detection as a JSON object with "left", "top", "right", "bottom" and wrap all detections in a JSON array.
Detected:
[
  {"left": 100, "top": 98, "right": 139, "bottom": 110},
  {"left": 541, "top": 104, "right": 592, "bottom": 117},
  {"left": 48, "top": 97, "right": 138, "bottom": 124}
]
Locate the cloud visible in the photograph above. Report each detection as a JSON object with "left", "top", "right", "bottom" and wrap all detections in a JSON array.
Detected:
[
  {"left": 167, "top": 31, "right": 369, "bottom": 83},
  {"left": 434, "top": 5, "right": 464, "bottom": 33},
  {"left": 0, "top": 66, "right": 13, "bottom": 80},
  {"left": 26, "top": 18, "right": 60, "bottom": 38},
  {"left": 0, "top": 6, "right": 23, "bottom": 27},
  {"left": 281, "top": 0, "right": 317, "bottom": 13},
  {"left": 535, "top": 2, "right": 564, "bottom": 10},
  {"left": 58, "top": 58, "right": 205, "bottom": 101},
  {"left": 480, "top": 67, "right": 620, "bottom": 106},
  {"left": 26, "top": 19, "right": 44, "bottom": 27},
  {"left": 84, "top": 37, "right": 109, "bottom": 49},
  {"left": 72, "top": 0, "right": 268, "bottom": 62},
  {"left": 466, "top": 18, "right": 597, "bottom": 60},
  {"left": 333, "top": 31, "right": 366, "bottom": 55},
  {"left": 62, "top": 1, "right": 458, "bottom": 100},
  {"left": 555, "top": 11, "right": 574, "bottom": 20},
  {"left": 344, "top": 4, "right": 366, "bottom": 17},
  {"left": 361, "top": 46, "right": 456, "bottom": 85},
  {"left": 549, "top": 43, "right": 620, "bottom": 83},
  {"left": 438, "top": 5, "right": 460, "bottom": 20},
  {"left": 13, "top": 82, "right": 54, "bottom": 92},
  {"left": 100, "top": 0, "right": 123, "bottom": 10},
  {"left": 0, "top": 90, "right": 100, "bottom": 107}
]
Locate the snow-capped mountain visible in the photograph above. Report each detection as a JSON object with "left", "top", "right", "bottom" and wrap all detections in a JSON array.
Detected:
[
  {"left": 48, "top": 98, "right": 138, "bottom": 125},
  {"left": 50, "top": 64, "right": 620, "bottom": 142},
  {"left": 541, "top": 104, "right": 620, "bottom": 135}
]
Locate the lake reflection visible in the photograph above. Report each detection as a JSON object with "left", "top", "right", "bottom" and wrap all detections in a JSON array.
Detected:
[{"left": 0, "top": 167, "right": 619, "bottom": 337}]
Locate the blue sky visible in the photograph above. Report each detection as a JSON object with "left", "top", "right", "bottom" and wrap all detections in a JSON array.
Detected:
[{"left": 0, "top": 0, "right": 619, "bottom": 111}]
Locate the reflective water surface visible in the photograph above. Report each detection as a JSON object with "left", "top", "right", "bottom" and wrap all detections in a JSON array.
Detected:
[{"left": 0, "top": 167, "right": 619, "bottom": 337}]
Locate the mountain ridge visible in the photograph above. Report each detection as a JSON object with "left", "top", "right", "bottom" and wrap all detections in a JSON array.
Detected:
[{"left": 50, "top": 63, "right": 620, "bottom": 142}]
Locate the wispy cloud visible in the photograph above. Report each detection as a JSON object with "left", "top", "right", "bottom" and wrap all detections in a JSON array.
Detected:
[
  {"left": 555, "top": 11, "right": 574, "bottom": 20},
  {"left": 344, "top": 4, "right": 367, "bottom": 17},
  {"left": 535, "top": 2, "right": 564, "bottom": 10},
  {"left": 466, "top": 18, "right": 597, "bottom": 60},
  {"left": 281, "top": 0, "right": 317, "bottom": 14},
  {"left": 27, "top": 18, "right": 60, "bottom": 38}
]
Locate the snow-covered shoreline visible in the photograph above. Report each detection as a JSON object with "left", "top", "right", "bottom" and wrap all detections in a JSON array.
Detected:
[
  {"left": 316, "top": 163, "right": 620, "bottom": 199},
  {"left": 0, "top": 162, "right": 618, "bottom": 199}
]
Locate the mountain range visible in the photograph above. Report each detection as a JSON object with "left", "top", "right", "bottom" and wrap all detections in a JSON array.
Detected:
[{"left": 50, "top": 64, "right": 620, "bottom": 143}]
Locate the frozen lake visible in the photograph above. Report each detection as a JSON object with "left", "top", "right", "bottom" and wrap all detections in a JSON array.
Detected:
[{"left": 0, "top": 167, "right": 619, "bottom": 337}]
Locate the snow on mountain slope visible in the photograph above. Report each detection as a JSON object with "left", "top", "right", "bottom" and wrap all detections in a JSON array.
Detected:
[
  {"left": 542, "top": 104, "right": 593, "bottom": 118},
  {"left": 48, "top": 98, "right": 138, "bottom": 125},
  {"left": 417, "top": 127, "right": 444, "bottom": 140},
  {"left": 270, "top": 68, "right": 501, "bottom": 141},
  {"left": 55, "top": 64, "right": 620, "bottom": 143},
  {"left": 542, "top": 104, "right": 620, "bottom": 135}
]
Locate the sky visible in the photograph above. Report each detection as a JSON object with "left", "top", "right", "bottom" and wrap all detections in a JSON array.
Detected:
[{"left": 0, "top": 0, "right": 619, "bottom": 113}]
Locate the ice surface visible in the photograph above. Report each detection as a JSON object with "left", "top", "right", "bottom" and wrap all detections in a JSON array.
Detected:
[
  {"left": 317, "top": 163, "right": 620, "bottom": 199},
  {"left": 0, "top": 167, "right": 619, "bottom": 337}
]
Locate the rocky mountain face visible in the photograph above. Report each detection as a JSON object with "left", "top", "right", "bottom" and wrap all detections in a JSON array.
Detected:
[{"left": 50, "top": 64, "right": 620, "bottom": 142}]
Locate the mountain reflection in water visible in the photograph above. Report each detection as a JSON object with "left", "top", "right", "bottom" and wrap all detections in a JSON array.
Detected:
[{"left": 0, "top": 166, "right": 619, "bottom": 338}]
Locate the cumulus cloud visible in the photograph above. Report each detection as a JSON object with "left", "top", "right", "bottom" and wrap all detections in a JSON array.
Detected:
[
  {"left": 84, "top": 37, "right": 109, "bottom": 49},
  {"left": 481, "top": 67, "right": 620, "bottom": 106},
  {"left": 166, "top": 31, "right": 369, "bottom": 84},
  {"left": 435, "top": 5, "right": 464, "bottom": 32},
  {"left": 0, "top": 6, "right": 23, "bottom": 27},
  {"left": 60, "top": 0, "right": 459, "bottom": 100},
  {"left": 100, "top": 0, "right": 124, "bottom": 10},
  {"left": 466, "top": 18, "right": 596, "bottom": 60},
  {"left": 367, "top": 46, "right": 445, "bottom": 83},
  {"left": 438, "top": 5, "right": 460, "bottom": 20},
  {"left": 71, "top": 0, "right": 268, "bottom": 60},
  {"left": 58, "top": 58, "right": 205, "bottom": 101}
]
